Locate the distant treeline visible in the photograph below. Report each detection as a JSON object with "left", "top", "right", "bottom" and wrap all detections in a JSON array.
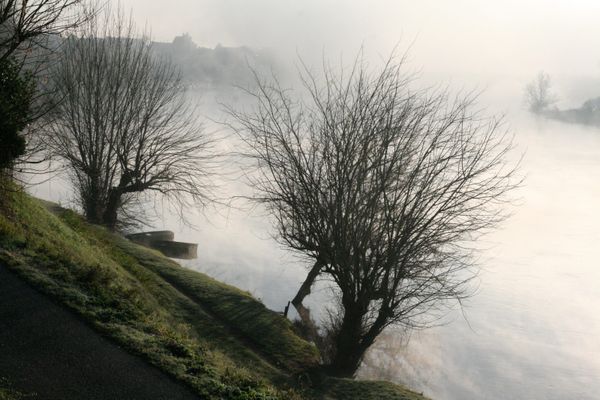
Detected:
[
  {"left": 542, "top": 97, "right": 600, "bottom": 127},
  {"left": 40, "top": 33, "right": 281, "bottom": 88},
  {"left": 526, "top": 72, "right": 600, "bottom": 127},
  {"left": 151, "top": 33, "right": 282, "bottom": 88}
]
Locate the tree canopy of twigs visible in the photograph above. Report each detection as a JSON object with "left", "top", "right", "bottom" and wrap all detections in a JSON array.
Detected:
[
  {"left": 226, "top": 54, "right": 519, "bottom": 376},
  {"left": 45, "top": 8, "right": 215, "bottom": 230},
  {"left": 0, "top": 0, "right": 87, "bottom": 62}
]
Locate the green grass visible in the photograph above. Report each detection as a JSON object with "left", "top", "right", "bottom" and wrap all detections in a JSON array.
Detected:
[
  {"left": 102, "top": 233, "right": 320, "bottom": 373},
  {"left": 0, "top": 388, "right": 21, "bottom": 400},
  {"left": 0, "top": 378, "right": 32, "bottom": 400},
  {"left": 0, "top": 184, "right": 430, "bottom": 400},
  {"left": 319, "top": 378, "right": 430, "bottom": 400}
]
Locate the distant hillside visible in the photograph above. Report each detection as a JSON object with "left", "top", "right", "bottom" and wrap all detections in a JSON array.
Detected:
[
  {"left": 39, "top": 33, "right": 282, "bottom": 89},
  {"left": 151, "top": 34, "right": 283, "bottom": 87}
]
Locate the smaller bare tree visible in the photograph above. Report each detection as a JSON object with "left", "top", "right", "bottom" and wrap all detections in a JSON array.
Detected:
[
  {"left": 525, "top": 71, "right": 556, "bottom": 113},
  {"left": 227, "top": 54, "right": 519, "bottom": 377},
  {"left": 46, "top": 8, "right": 215, "bottom": 230}
]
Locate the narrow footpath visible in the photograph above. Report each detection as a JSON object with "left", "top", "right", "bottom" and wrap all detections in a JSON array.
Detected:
[{"left": 0, "top": 264, "right": 199, "bottom": 400}]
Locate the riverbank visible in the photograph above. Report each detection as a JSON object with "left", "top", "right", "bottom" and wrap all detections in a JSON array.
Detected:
[{"left": 0, "top": 184, "right": 429, "bottom": 400}]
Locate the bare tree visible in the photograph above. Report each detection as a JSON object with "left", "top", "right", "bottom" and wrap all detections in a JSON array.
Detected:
[
  {"left": 226, "top": 54, "right": 519, "bottom": 376},
  {"left": 0, "top": 0, "right": 88, "bottom": 61},
  {"left": 525, "top": 71, "right": 556, "bottom": 113},
  {"left": 46, "top": 9, "right": 215, "bottom": 230}
]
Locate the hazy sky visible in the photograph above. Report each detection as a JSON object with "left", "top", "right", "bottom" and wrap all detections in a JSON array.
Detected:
[{"left": 120, "top": 0, "right": 600, "bottom": 80}]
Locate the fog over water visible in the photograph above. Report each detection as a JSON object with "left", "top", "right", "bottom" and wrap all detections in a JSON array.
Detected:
[{"left": 31, "top": 1, "right": 600, "bottom": 399}]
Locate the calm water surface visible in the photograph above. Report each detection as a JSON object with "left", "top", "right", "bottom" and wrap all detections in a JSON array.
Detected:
[{"left": 358, "top": 112, "right": 600, "bottom": 400}]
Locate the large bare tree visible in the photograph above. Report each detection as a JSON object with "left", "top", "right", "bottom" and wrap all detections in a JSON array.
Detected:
[
  {"left": 227, "top": 55, "right": 519, "bottom": 376},
  {"left": 46, "top": 9, "right": 215, "bottom": 229}
]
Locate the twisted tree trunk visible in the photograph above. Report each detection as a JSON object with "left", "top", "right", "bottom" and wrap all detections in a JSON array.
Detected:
[{"left": 288, "top": 260, "right": 322, "bottom": 327}]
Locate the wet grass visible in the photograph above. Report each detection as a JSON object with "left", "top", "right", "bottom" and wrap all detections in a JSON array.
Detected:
[{"left": 318, "top": 378, "right": 431, "bottom": 400}]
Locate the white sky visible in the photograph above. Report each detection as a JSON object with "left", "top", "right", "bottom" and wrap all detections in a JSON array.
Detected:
[{"left": 119, "top": 0, "right": 600, "bottom": 79}]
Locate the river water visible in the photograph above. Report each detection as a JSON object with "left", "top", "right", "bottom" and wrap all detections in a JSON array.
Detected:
[
  {"left": 358, "top": 109, "right": 600, "bottom": 400},
  {"left": 31, "top": 85, "right": 600, "bottom": 400}
]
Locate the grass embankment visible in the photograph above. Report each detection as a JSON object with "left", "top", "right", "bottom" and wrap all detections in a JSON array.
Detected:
[{"left": 0, "top": 185, "right": 429, "bottom": 400}]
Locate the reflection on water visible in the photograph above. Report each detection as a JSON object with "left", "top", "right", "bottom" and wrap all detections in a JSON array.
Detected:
[{"left": 31, "top": 90, "right": 600, "bottom": 400}]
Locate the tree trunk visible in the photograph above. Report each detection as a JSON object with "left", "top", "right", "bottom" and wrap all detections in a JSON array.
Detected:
[
  {"left": 289, "top": 260, "right": 322, "bottom": 326},
  {"left": 328, "top": 304, "right": 368, "bottom": 377},
  {"left": 102, "top": 188, "right": 122, "bottom": 231},
  {"left": 84, "top": 200, "right": 104, "bottom": 225},
  {"left": 82, "top": 178, "right": 104, "bottom": 224}
]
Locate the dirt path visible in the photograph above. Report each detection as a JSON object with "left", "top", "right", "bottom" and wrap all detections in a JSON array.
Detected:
[{"left": 0, "top": 264, "right": 199, "bottom": 400}]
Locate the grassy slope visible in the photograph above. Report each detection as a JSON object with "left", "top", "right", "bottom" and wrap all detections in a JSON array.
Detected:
[{"left": 0, "top": 186, "right": 429, "bottom": 400}]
